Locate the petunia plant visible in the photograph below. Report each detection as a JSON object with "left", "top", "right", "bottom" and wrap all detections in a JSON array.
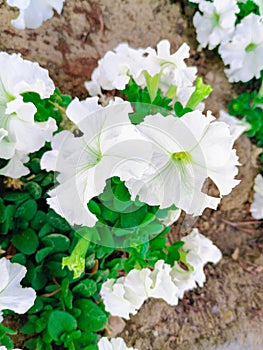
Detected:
[{"left": 0, "top": 39, "right": 241, "bottom": 350}]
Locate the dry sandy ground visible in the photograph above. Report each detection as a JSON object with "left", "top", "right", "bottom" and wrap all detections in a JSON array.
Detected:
[{"left": 1, "top": 0, "right": 263, "bottom": 349}]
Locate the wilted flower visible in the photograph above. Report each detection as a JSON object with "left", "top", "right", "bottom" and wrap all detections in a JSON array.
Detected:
[
  {"left": 0, "top": 258, "right": 36, "bottom": 318},
  {"left": 7, "top": 0, "right": 65, "bottom": 29},
  {"left": 98, "top": 337, "right": 137, "bottom": 350},
  {"left": 251, "top": 174, "right": 263, "bottom": 219},
  {"left": 219, "top": 13, "right": 263, "bottom": 82},
  {"left": 193, "top": 0, "right": 239, "bottom": 49},
  {"left": 125, "top": 110, "right": 240, "bottom": 216},
  {"left": 0, "top": 52, "right": 56, "bottom": 178},
  {"left": 218, "top": 110, "right": 251, "bottom": 141}
]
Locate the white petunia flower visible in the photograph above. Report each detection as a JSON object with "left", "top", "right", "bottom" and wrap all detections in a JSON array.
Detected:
[
  {"left": 100, "top": 229, "right": 222, "bottom": 319},
  {"left": 7, "top": 0, "right": 65, "bottom": 29},
  {"left": 219, "top": 13, "right": 263, "bottom": 82},
  {"left": 98, "top": 337, "right": 137, "bottom": 350},
  {"left": 146, "top": 260, "right": 179, "bottom": 305},
  {"left": 251, "top": 174, "right": 263, "bottom": 219},
  {"left": 85, "top": 43, "right": 147, "bottom": 95},
  {"left": 180, "top": 228, "right": 222, "bottom": 287},
  {"left": 85, "top": 40, "right": 197, "bottom": 108},
  {"left": 0, "top": 347, "right": 21, "bottom": 350},
  {"left": 125, "top": 111, "right": 240, "bottom": 216},
  {"left": 0, "top": 258, "right": 36, "bottom": 317},
  {"left": 144, "top": 40, "right": 198, "bottom": 103},
  {"left": 193, "top": 0, "right": 239, "bottom": 49},
  {"left": 41, "top": 98, "right": 153, "bottom": 228},
  {"left": 218, "top": 110, "right": 251, "bottom": 141},
  {"left": 100, "top": 278, "right": 138, "bottom": 319},
  {"left": 0, "top": 52, "right": 57, "bottom": 178}
]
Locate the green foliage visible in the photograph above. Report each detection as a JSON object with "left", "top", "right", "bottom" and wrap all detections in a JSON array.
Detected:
[
  {"left": 121, "top": 79, "right": 172, "bottom": 124},
  {"left": 0, "top": 79, "right": 190, "bottom": 350},
  {"left": 228, "top": 91, "right": 263, "bottom": 146},
  {"left": 236, "top": 0, "right": 260, "bottom": 23},
  {"left": 22, "top": 88, "right": 72, "bottom": 125}
]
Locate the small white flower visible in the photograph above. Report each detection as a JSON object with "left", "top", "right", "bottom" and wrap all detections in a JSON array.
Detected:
[
  {"left": 251, "top": 174, "right": 263, "bottom": 219},
  {"left": 171, "top": 228, "right": 222, "bottom": 292},
  {"left": 100, "top": 278, "right": 137, "bottom": 319},
  {"left": 85, "top": 40, "right": 197, "bottom": 107},
  {"left": 0, "top": 347, "right": 21, "bottom": 350},
  {"left": 98, "top": 337, "right": 137, "bottom": 350},
  {"left": 193, "top": 0, "right": 239, "bottom": 49},
  {"left": 218, "top": 110, "right": 251, "bottom": 141},
  {"left": 146, "top": 260, "right": 179, "bottom": 305},
  {"left": 41, "top": 98, "right": 153, "bottom": 227},
  {"left": 0, "top": 258, "right": 36, "bottom": 317},
  {"left": 7, "top": 0, "right": 65, "bottom": 29},
  {"left": 144, "top": 40, "right": 197, "bottom": 103},
  {"left": 101, "top": 229, "right": 222, "bottom": 318},
  {"left": 219, "top": 13, "right": 263, "bottom": 82},
  {"left": 85, "top": 43, "right": 147, "bottom": 95},
  {"left": 0, "top": 52, "right": 57, "bottom": 178},
  {"left": 125, "top": 111, "right": 240, "bottom": 216}
]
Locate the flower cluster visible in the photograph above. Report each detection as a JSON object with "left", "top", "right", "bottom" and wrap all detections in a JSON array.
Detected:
[
  {"left": 251, "top": 174, "right": 263, "bottom": 219},
  {"left": 0, "top": 52, "right": 57, "bottom": 178},
  {"left": 100, "top": 229, "right": 222, "bottom": 319},
  {"left": 98, "top": 337, "right": 137, "bottom": 350},
  {"left": 85, "top": 40, "right": 199, "bottom": 108},
  {"left": 192, "top": 0, "right": 263, "bottom": 82},
  {"left": 7, "top": 0, "right": 65, "bottom": 29},
  {"left": 41, "top": 96, "right": 239, "bottom": 228},
  {"left": 0, "top": 258, "right": 36, "bottom": 323}
]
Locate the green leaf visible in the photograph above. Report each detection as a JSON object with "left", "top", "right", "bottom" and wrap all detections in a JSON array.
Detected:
[
  {"left": 72, "top": 278, "right": 97, "bottom": 297},
  {"left": 42, "top": 234, "right": 71, "bottom": 253},
  {"left": 0, "top": 205, "right": 15, "bottom": 234},
  {"left": 46, "top": 260, "right": 68, "bottom": 278},
  {"left": 31, "top": 265, "right": 48, "bottom": 290},
  {"left": 61, "top": 278, "right": 73, "bottom": 309},
  {"left": 15, "top": 199, "right": 37, "bottom": 221},
  {"left": 166, "top": 240, "right": 184, "bottom": 266},
  {"left": 174, "top": 101, "right": 192, "bottom": 117},
  {"left": 4, "top": 192, "right": 30, "bottom": 202},
  {"left": 24, "top": 181, "right": 42, "bottom": 199},
  {"left": 48, "top": 310, "right": 77, "bottom": 342},
  {"left": 12, "top": 228, "right": 39, "bottom": 255},
  {"left": 120, "top": 205, "right": 147, "bottom": 228},
  {"left": 75, "top": 299, "right": 107, "bottom": 332},
  {"left": 47, "top": 210, "right": 70, "bottom": 231},
  {"left": 31, "top": 211, "right": 47, "bottom": 231},
  {"left": 28, "top": 158, "right": 41, "bottom": 173},
  {"left": 28, "top": 297, "right": 44, "bottom": 314},
  {"left": 35, "top": 247, "right": 54, "bottom": 263},
  {"left": 144, "top": 71, "right": 161, "bottom": 102},
  {"left": 39, "top": 223, "right": 54, "bottom": 238},
  {"left": 11, "top": 253, "right": 27, "bottom": 265},
  {"left": 0, "top": 198, "right": 6, "bottom": 223},
  {"left": 87, "top": 200, "right": 101, "bottom": 217},
  {"left": 236, "top": 0, "right": 260, "bottom": 23}
]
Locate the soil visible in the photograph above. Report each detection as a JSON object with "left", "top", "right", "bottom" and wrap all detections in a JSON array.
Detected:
[{"left": 1, "top": 0, "right": 263, "bottom": 349}]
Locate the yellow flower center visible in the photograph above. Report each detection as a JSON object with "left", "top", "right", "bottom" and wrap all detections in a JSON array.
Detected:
[{"left": 171, "top": 151, "right": 192, "bottom": 163}]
